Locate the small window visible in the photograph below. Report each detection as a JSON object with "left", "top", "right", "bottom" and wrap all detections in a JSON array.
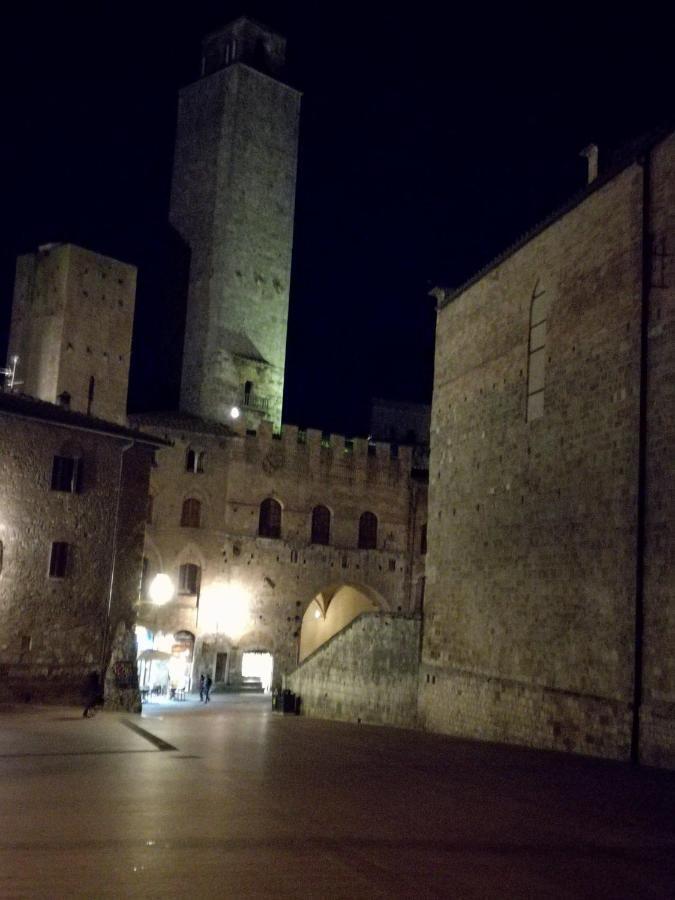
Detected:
[
  {"left": 49, "top": 542, "right": 69, "bottom": 578},
  {"left": 420, "top": 523, "right": 427, "bottom": 556},
  {"left": 181, "top": 498, "right": 201, "bottom": 528},
  {"left": 310, "top": 505, "right": 331, "bottom": 546},
  {"left": 178, "top": 563, "right": 201, "bottom": 595},
  {"left": 20, "top": 635, "right": 31, "bottom": 653},
  {"left": 186, "top": 448, "right": 205, "bottom": 473},
  {"left": 358, "top": 511, "right": 378, "bottom": 550},
  {"left": 259, "top": 498, "right": 281, "bottom": 539},
  {"left": 388, "top": 558, "right": 396, "bottom": 572},
  {"left": 0, "top": 539, "right": 3, "bottom": 574},
  {"left": 51, "top": 456, "right": 81, "bottom": 493},
  {"left": 526, "top": 282, "right": 552, "bottom": 421}
]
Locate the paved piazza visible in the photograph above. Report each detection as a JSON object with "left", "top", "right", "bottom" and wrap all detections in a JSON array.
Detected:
[{"left": 1, "top": 695, "right": 674, "bottom": 898}]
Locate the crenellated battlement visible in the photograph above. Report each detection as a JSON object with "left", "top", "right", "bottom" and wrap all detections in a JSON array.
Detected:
[{"left": 228, "top": 419, "right": 414, "bottom": 481}]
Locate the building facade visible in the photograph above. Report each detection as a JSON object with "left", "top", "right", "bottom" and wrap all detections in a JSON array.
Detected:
[
  {"left": 133, "top": 414, "right": 427, "bottom": 691},
  {"left": 0, "top": 392, "right": 163, "bottom": 708},
  {"left": 422, "top": 129, "right": 675, "bottom": 766}
]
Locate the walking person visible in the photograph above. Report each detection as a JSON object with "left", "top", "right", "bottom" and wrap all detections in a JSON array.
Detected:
[
  {"left": 82, "top": 670, "right": 102, "bottom": 718},
  {"left": 204, "top": 673, "right": 212, "bottom": 703},
  {"left": 199, "top": 673, "right": 205, "bottom": 702}
]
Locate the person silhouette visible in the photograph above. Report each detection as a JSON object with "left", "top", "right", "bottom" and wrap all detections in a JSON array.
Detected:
[
  {"left": 204, "top": 674, "right": 212, "bottom": 703},
  {"left": 199, "top": 673, "right": 205, "bottom": 702}
]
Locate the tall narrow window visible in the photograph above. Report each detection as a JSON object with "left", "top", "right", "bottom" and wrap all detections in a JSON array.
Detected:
[
  {"left": 0, "top": 539, "right": 3, "bottom": 574},
  {"left": 358, "top": 511, "right": 378, "bottom": 550},
  {"left": 51, "top": 456, "right": 81, "bottom": 493},
  {"left": 527, "top": 281, "right": 552, "bottom": 421},
  {"left": 186, "top": 448, "right": 205, "bottom": 473},
  {"left": 178, "top": 563, "right": 201, "bottom": 595},
  {"left": 49, "top": 541, "right": 70, "bottom": 578},
  {"left": 259, "top": 498, "right": 282, "bottom": 539},
  {"left": 87, "top": 376, "right": 95, "bottom": 415},
  {"left": 181, "top": 498, "right": 201, "bottom": 528},
  {"left": 420, "top": 523, "right": 427, "bottom": 556},
  {"left": 310, "top": 505, "right": 331, "bottom": 545}
]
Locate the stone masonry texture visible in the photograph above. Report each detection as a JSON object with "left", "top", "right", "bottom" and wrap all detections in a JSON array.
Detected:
[
  {"left": 170, "top": 33, "right": 301, "bottom": 428},
  {"left": 0, "top": 408, "right": 155, "bottom": 706},
  {"left": 287, "top": 612, "right": 421, "bottom": 728},
  {"left": 9, "top": 244, "right": 137, "bottom": 425},
  {"left": 422, "top": 131, "right": 674, "bottom": 764},
  {"left": 134, "top": 416, "right": 427, "bottom": 689}
]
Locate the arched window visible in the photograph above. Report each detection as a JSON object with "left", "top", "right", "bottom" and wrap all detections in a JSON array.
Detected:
[
  {"left": 358, "top": 511, "right": 378, "bottom": 550},
  {"left": 259, "top": 498, "right": 282, "bottom": 539},
  {"left": 181, "top": 498, "right": 201, "bottom": 528},
  {"left": 186, "top": 448, "right": 205, "bottom": 473},
  {"left": 178, "top": 563, "right": 201, "bottom": 595},
  {"left": 310, "top": 505, "right": 331, "bottom": 545}
]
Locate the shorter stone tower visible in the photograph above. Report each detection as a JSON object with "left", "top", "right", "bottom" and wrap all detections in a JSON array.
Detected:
[{"left": 8, "top": 243, "right": 137, "bottom": 424}]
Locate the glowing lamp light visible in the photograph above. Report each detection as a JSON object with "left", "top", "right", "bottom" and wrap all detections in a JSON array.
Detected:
[
  {"left": 200, "top": 582, "right": 252, "bottom": 641},
  {"left": 149, "top": 573, "right": 174, "bottom": 606},
  {"left": 230, "top": 406, "right": 240, "bottom": 420},
  {"left": 314, "top": 609, "right": 322, "bottom": 620}
]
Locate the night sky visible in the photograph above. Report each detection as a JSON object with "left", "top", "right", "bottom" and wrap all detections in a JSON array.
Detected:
[{"left": 0, "top": 3, "right": 671, "bottom": 436}]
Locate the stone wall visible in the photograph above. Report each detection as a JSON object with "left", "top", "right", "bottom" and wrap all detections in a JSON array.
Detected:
[
  {"left": 0, "top": 406, "right": 154, "bottom": 706},
  {"left": 287, "top": 613, "right": 421, "bottom": 728},
  {"left": 134, "top": 416, "right": 427, "bottom": 687},
  {"left": 422, "top": 132, "right": 674, "bottom": 763},
  {"left": 171, "top": 50, "right": 301, "bottom": 428},
  {"left": 9, "top": 244, "right": 137, "bottom": 425},
  {"left": 640, "top": 135, "right": 675, "bottom": 767}
]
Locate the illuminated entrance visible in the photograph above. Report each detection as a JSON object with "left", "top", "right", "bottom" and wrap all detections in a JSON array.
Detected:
[{"left": 241, "top": 651, "right": 273, "bottom": 692}]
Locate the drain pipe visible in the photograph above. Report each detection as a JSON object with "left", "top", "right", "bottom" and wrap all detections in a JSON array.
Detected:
[
  {"left": 100, "top": 439, "right": 135, "bottom": 672},
  {"left": 631, "top": 149, "right": 652, "bottom": 765}
]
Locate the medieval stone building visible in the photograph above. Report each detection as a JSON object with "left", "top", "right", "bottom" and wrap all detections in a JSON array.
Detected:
[
  {"left": 422, "top": 128, "right": 674, "bottom": 767},
  {"left": 124, "top": 17, "right": 428, "bottom": 696},
  {"left": 0, "top": 246, "right": 164, "bottom": 706}
]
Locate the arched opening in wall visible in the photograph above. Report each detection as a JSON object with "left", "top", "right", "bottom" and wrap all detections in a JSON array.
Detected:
[
  {"left": 298, "top": 583, "right": 384, "bottom": 663},
  {"left": 358, "top": 511, "right": 378, "bottom": 550},
  {"left": 241, "top": 651, "right": 273, "bottom": 692},
  {"left": 135, "top": 628, "right": 195, "bottom": 697},
  {"left": 310, "top": 505, "right": 331, "bottom": 545},
  {"left": 259, "top": 498, "right": 282, "bottom": 538}
]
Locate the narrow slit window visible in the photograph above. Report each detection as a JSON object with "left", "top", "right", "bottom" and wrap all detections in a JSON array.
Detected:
[{"left": 526, "top": 283, "right": 552, "bottom": 421}]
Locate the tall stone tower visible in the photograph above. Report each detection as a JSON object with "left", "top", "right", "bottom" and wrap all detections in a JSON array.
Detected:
[
  {"left": 170, "top": 17, "right": 301, "bottom": 429},
  {"left": 7, "top": 243, "right": 137, "bottom": 424}
]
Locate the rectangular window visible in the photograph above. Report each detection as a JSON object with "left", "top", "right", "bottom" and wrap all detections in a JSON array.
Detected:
[
  {"left": 49, "top": 542, "right": 70, "bottom": 578},
  {"left": 178, "top": 563, "right": 201, "bottom": 595},
  {"left": 51, "top": 456, "right": 80, "bottom": 493}
]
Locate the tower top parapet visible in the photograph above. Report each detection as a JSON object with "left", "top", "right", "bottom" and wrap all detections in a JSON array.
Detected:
[{"left": 201, "top": 16, "right": 286, "bottom": 79}]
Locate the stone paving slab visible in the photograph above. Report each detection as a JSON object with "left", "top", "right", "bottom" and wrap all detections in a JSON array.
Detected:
[{"left": 1, "top": 696, "right": 674, "bottom": 898}]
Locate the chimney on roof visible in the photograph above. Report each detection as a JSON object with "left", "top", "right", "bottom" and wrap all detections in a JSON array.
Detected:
[{"left": 580, "top": 143, "right": 599, "bottom": 184}]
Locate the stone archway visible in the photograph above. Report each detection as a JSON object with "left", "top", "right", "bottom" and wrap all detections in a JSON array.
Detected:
[{"left": 298, "top": 582, "right": 385, "bottom": 662}]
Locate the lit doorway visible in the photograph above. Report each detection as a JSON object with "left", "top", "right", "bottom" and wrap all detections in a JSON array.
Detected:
[{"left": 241, "top": 651, "right": 273, "bottom": 692}]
